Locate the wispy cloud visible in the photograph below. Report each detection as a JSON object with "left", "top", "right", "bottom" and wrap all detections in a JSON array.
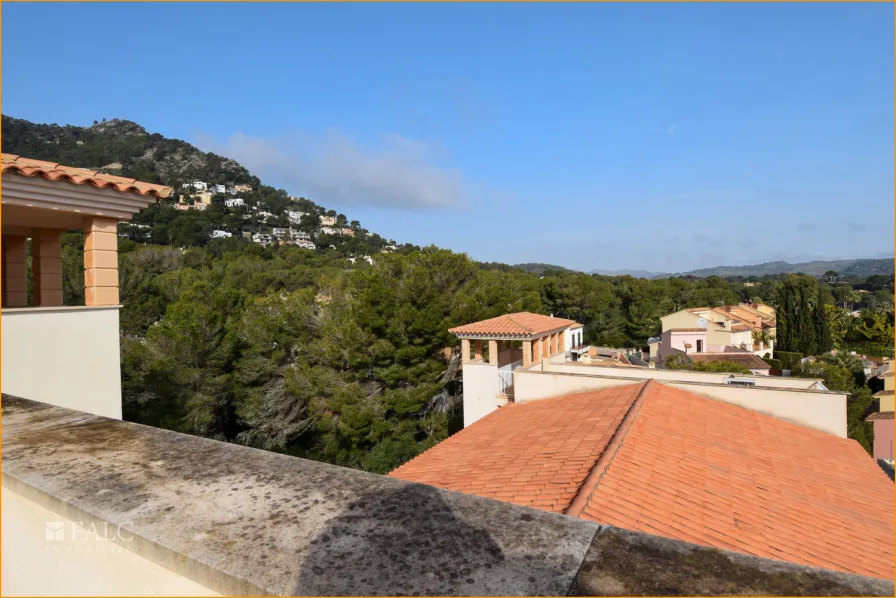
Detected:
[{"left": 196, "top": 130, "right": 470, "bottom": 211}]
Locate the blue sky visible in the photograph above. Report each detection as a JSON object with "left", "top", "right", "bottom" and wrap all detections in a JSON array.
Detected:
[{"left": 3, "top": 2, "right": 893, "bottom": 272}]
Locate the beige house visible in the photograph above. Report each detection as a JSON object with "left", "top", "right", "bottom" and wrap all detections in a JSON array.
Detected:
[
  {"left": 653, "top": 303, "right": 776, "bottom": 363},
  {"left": 1, "top": 153, "right": 171, "bottom": 418}
]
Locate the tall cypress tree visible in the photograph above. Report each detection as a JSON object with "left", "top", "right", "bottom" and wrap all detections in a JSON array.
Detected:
[
  {"left": 815, "top": 282, "right": 832, "bottom": 353},
  {"left": 798, "top": 281, "right": 816, "bottom": 356},
  {"left": 777, "top": 283, "right": 793, "bottom": 351}
]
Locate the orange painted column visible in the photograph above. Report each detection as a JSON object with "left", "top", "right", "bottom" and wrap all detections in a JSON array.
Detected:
[
  {"left": 488, "top": 340, "right": 499, "bottom": 365},
  {"left": 32, "top": 229, "right": 64, "bottom": 306},
  {"left": 461, "top": 339, "right": 471, "bottom": 363},
  {"left": 533, "top": 336, "right": 542, "bottom": 362},
  {"left": 522, "top": 340, "right": 532, "bottom": 366},
  {"left": 1, "top": 235, "right": 28, "bottom": 307},
  {"left": 83, "top": 217, "right": 120, "bottom": 306}
]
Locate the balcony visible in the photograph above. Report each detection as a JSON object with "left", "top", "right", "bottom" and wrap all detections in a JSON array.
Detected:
[
  {"left": 497, "top": 359, "right": 523, "bottom": 397},
  {"left": 1, "top": 305, "right": 123, "bottom": 419}
]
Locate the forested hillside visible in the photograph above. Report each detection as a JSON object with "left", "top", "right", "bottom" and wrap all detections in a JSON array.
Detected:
[
  {"left": 680, "top": 258, "right": 894, "bottom": 278},
  {"left": 2, "top": 115, "right": 407, "bottom": 256},
  {"left": 2, "top": 116, "right": 256, "bottom": 186}
]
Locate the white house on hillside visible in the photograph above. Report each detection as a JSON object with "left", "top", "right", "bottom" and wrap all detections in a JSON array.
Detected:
[
  {"left": 211, "top": 230, "right": 232, "bottom": 239},
  {"left": 224, "top": 198, "right": 246, "bottom": 208}
]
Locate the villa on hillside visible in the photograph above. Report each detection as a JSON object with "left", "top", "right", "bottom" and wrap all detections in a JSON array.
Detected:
[{"left": 648, "top": 303, "right": 777, "bottom": 367}]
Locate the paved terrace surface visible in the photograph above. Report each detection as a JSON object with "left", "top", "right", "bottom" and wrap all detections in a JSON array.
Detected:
[{"left": 2, "top": 395, "right": 893, "bottom": 597}]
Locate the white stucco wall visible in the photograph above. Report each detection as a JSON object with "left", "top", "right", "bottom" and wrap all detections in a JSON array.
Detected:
[
  {"left": 543, "top": 362, "right": 821, "bottom": 389},
  {"left": 462, "top": 361, "right": 500, "bottom": 427},
  {"left": 564, "top": 326, "right": 583, "bottom": 352},
  {"left": 1, "top": 485, "right": 219, "bottom": 597},
  {"left": 512, "top": 368, "right": 847, "bottom": 437},
  {"left": 1, "top": 306, "right": 123, "bottom": 419}
]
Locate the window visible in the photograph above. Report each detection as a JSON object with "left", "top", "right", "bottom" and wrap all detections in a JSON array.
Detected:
[
  {"left": 696, "top": 340, "right": 703, "bottom": 353},
  {"left": 724, "top": 378, "right": 755, "bottom": 387}
]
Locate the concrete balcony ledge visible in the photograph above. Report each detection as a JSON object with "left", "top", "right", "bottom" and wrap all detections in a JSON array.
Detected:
[
  {"left": 2, "top": 395, "right": 893, "bottom": 597},
  {"left": 1, "top": 304, "right": 123, "bottom": 314}
]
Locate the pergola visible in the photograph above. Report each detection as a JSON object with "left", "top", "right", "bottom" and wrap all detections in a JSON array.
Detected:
[
  {"left": 449, "top": 312, "right": 580, "bottom": 367},
  {"left": 1, "top": 154, "right": 172, "bottom": 308}
]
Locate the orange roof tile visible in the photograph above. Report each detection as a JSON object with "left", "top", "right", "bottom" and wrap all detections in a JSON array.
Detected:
[
  {"left": 449, "top": 312, "right": 578, "bottom": 338},
  {"left": 390, "top": 381, "right": 894, "bottom": 579},
  {"left": 2, "top": 153, "right": 173, "bottom": 199},
  {"left": 390, "top": 384, "right": 645, "bottom": 513},
  {"left": 668, "top": 328, "right": 708, "bottom": 332},
  {"left": 730, "top": 323, "right": 754, "bottom": 332},
  {"left": 865, "top": 411, "right": 894, "bottom": 421}
]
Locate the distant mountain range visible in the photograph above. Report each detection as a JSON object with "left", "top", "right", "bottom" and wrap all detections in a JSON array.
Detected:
[
  {"left": 589, "top": 268, "right": 668, "bottom": 278},
  {"left": 584, "top": 258, "right": 894, "bottom": 279},
  {"left": 676, "top": 258, "right": 894, "bottom": 279}
]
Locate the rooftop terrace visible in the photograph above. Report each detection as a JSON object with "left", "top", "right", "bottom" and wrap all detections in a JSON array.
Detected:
[{"left": 3, "top": 395, "right": 893, "bottom": 596}]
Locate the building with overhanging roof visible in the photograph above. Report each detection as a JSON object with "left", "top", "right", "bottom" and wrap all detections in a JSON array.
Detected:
[
  {"left": 1, "top": 153, "right": 171, "bottom": 418},
  {"left": 652, "top": 303, "right": 777, "bottom": 364},
  {"left": 868, "top": 359, "right": 894, "bottom": 463},
  {"left": 448, "top": 312, "right": 584, "bottom": 425},
  {"left": 390, "top": 380, "right": 895, "bottom": 580}
]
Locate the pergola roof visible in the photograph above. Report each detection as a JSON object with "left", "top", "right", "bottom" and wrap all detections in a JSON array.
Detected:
[
  {"left": 449, "top": 312, "right": 579, "bottom": 339},
  {"left": 2, "top": 154, "right": 172, "bottom": 198},
  {"left": 2, "top": 154, "right": 174, "bottom": 226}
]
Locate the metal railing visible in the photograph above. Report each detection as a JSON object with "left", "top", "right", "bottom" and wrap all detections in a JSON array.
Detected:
[{"left": 497, "top": 360, "right": 523, "bottom": 396}]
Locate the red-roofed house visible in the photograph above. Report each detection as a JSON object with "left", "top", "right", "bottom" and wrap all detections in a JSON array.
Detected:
[
  {"left": 449, "top": 312, "right": 583, "bottom": 426},
  {"left": 390, "top": 380, "right": 894, "bottom": 580}
]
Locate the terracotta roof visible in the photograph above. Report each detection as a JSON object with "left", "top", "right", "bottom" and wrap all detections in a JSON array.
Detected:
[
  {"left": 390, "top": 381, "right": 894, "bottom": 579},
  {"left": 668, "top": 328, "right": 707, "bottom": 333},
  {"left": 390, "top": 384, "right": 645, "bottom": 513},
  {"left": 730, "top": 323, "right": 754, "bottom": 333},
  {"left": 1, "top": 153, "right": 173, "bottom": 199},
  {"left": 873, "top": 390, "right": 894, "bottom": 398},
  {"left": 448, "top": 312, "right": 578, "bottom": 338},
  {"left": 688, "top": 353, "right": 770, "bottom": 369},
  {"left": 865, "top": 411, "right": 895, "bottom": 421}
]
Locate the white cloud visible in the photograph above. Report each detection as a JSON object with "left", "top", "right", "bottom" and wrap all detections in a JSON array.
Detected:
[{"left": 196, "top": 130, "right": 469, "bottom": 211}]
